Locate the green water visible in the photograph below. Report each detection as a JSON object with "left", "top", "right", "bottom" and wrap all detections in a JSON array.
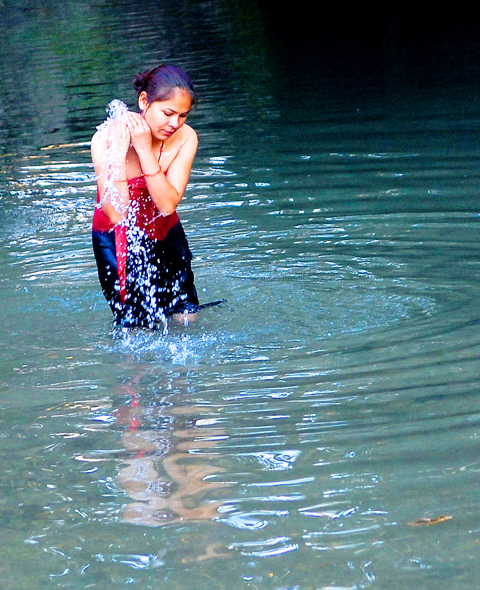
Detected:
[{"left": 1, "top": 1, "right": 480, "bottom": 588}]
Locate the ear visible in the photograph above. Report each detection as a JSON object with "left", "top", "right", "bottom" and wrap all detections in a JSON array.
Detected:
[{"left": 138, "top": 91, "right": 149, "bottom": 112}]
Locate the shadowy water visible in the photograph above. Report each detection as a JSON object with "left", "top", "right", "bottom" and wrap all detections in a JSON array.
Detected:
[{"left": 1, "top": 1, "right": 480, "bottom": 588}]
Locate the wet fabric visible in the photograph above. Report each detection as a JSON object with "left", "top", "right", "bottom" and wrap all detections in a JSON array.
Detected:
[
  {"left": 92, "top": 221, "right": 200, "bottom": 328},
  {"left": 92, "top": 175, "right": 180, "bottom": 240},
  {"left": 92, "top": 172, "right": 200, "bottom": 327}
]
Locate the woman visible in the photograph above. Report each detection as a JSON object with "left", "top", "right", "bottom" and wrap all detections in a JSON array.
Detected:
[{"left": 91, "top": 64, "right": 201, "bottom": 328}]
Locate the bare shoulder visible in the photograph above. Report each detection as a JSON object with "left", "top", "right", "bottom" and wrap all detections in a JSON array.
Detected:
[
  {"left": 183, "top": 123, "right": 197, "bottom": 139},
  {"left": 180, "top": 124, "right": 198, "bottom": 159},
  {"left": 166, "top": 124, "right": 198, "bottom": 163},
  {"left": 182, "top": 124, "right": 198, "bottom": 147},
  {"left": 90, "top": 128, "right": 107, "bottom": 158}
]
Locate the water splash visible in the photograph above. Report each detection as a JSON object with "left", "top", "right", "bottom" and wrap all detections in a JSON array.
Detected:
[
  {"left": 96, "top": 99, "right": 130, "bottom": 217},
  {"left": 96, "top": 99, "right": 129, "bottom": 133}
]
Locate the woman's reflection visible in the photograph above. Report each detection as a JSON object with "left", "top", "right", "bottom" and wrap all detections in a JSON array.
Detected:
[{"left": 113, "top": 386, "right": 228, "bottom": 531}]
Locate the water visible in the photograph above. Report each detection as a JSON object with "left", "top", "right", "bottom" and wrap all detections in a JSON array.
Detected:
[{"left": 1, "top": 1, "right": 480, "bottom": 588}]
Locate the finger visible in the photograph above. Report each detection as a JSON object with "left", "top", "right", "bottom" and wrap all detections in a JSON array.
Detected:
[
  {"left": 123, "top": 113, "right": 135, "bottom": 129},
  {"left": 126, "top": 113, "right": 144, "bottom": 129},
  {"left": 116, "top": 119, "right": 129, "bottom": 133},
  {"left": 108, "top": 120, "right": 127, "bottom": 141},
  {"left": 132, "top": 114, "right": 151, "bottom": 133}
]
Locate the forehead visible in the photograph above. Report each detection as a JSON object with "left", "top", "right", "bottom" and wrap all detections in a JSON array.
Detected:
[{"left": 156, "top": 89, "right": 192, "bottom": 112}]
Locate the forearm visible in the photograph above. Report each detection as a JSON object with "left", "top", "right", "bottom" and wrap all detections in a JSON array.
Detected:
[
  {"left": 102, "top": 183, "right": 130, "bottom": 224},
  {"left": 92, "top": 123, "right": 131, "bottom": 225},
  {"left": 101, "top": 163, "right": 130, "bottom": 224},
  {"left": 138, "top": 151, "right": 182, "bottom": 215}
]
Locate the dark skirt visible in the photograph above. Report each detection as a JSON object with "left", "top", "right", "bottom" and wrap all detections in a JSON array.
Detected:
[{"left": 92, "top": 221, "right": 199, "bottom": 328}]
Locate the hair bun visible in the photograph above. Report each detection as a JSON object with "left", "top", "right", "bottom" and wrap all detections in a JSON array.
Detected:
[
  {"left": 132, "top": 70, "right": 150, "bottom": 93},
  {"left": 131, "top": 64, "right": 197, "bottom": 107}
]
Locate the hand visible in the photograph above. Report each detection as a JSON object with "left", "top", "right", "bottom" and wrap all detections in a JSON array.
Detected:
[
  {"left": 124, "top": 112, "right": 152, "bottom": 154},
  {"left": 106, "top": 119, "right": 131, "bottom": 164}
]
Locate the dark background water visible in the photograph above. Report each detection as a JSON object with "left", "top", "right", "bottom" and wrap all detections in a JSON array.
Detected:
[
  {"left": 1, "top": 1, "right": 480, "bottom": 589},
  {"left": 2, "top": 0, "right": 480, "bottom": 150}
]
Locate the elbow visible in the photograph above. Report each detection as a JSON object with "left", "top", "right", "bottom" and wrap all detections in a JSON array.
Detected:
[
  {"left": 156, "top": 193, "right": 182, "bottom": 217},
  {"left": 161, "top": 203, "right": 179, "bottom": 216},
  {"left": 102, "top": 202, "right": 125, "bottom": 225}
]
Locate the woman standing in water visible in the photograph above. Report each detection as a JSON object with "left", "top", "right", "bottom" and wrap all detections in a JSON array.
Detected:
[{"left": 91, "top": 64, "right": 201, "bottom": 328}]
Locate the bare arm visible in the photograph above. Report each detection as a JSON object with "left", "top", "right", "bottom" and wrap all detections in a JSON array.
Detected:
[{"left": 91, "top": 120, "right": 131, "bottom": 225}]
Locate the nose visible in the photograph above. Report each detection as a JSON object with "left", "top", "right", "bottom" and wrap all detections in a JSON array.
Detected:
[{"left": 168, "top": 115, "right": 180, "bottom": 129}]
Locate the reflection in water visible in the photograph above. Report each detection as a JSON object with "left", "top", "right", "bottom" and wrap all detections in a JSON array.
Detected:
[
  {"left": 112, "top": 374, "right": 230, "bottom": 562},
  {"left": 117, "top": 400, "right": 225, "bottom": 525}
]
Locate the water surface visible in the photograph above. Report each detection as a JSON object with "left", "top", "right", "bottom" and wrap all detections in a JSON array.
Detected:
[{"left": 1, "top": 2, "right": 480, "bottom": 589}]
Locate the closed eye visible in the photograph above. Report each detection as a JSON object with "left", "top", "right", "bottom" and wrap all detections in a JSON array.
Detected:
[{"left": 163, "top": 110, "right": 189, "bottom": 118}]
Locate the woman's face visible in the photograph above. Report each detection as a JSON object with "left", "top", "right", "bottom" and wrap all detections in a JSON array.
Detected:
[{"left": 139, "top": 89, "right": 192, "bottom": 141}]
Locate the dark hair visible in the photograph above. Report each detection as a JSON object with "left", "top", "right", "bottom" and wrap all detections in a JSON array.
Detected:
[{"left": 133, "top": 64, "right": 197, "bottom": 108}]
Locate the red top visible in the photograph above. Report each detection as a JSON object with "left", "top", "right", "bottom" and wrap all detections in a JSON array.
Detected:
[{"left": 92, "top": 175, "right": 179, "bottom": 240}]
